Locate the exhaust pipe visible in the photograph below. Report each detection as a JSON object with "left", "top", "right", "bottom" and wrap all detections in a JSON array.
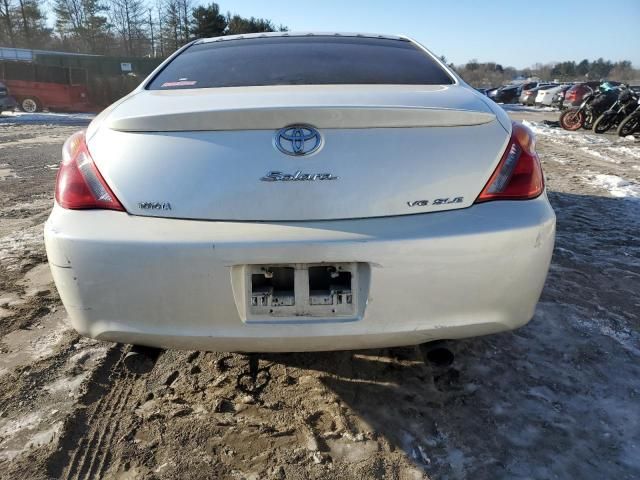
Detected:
[
  {"left": 123, "top": 345, "right": 162, "bottom": 374},
  {"left": 420, "top": 341, "right": 454, "bottom": 367}
]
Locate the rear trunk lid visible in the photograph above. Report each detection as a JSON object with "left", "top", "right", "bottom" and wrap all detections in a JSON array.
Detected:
[{"left": 88, "top": 85, "right": 510, "bottom": 221}]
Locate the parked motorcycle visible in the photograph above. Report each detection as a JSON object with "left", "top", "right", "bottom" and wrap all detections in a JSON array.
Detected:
[
  {"left": 559, "top": 85, "right": 619, "bottom": 131},
  {"left": 616, "top": 99, "right": 640, "bottom": 136},
  {"left": 592, "top": 87, "right": 639, "bottom": 133}
]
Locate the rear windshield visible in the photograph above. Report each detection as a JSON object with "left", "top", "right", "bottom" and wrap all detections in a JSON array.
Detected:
[{"left": 147, "top": 36, "right": 454, "bottom": 90}]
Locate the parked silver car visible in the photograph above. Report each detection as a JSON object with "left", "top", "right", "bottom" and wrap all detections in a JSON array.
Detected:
[{"left": 45, "top": 32, "right": 555, "bottom": 352}]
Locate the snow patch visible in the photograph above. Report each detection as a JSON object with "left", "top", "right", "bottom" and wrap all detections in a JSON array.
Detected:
[
  {"left": 522, "top": 120, "right": 640, "bottom": 169},
  {"left": 24, "top": 421, "right": 63, "bottom": 449},
  {"left": 0, "top": 413, "right": 63, "bottom": 461},
  {"left": 0, "top": 227, "right": 43, "bottom": 271},
  {"left": 502, "top": 105, "right": 558, "bottom": 113},
  {"left": 522, "top": 120, "right": 609, "bottom": 145},
  {"left": 0, "top": 412, "right": 43, "bottom": 437},
  {"left": 0, "top": 135, "right": 68, "bottom": 149},
  {"left": 0, "top": 321, "right": 70, "bottom": 377},
  {"left": 0, "top": 167, "right": 18, "bottom": 180},
  {"left": 588, "top": 174, "right": 640, "bottom": 199},
  {"left": 607, "top": 145, "right": 640, "bottom": 159},
  {"left": 44, "top": 342, "right": 108, "bottom": 397},
  {"left": 0, "top": 111, "right": 95, "bottom": 126},
  {"left": 578, "top": 147, "right": 619, "bottom": 163},
  {"left": 0, "top": 325, "right": 107, "bottom": 461}
]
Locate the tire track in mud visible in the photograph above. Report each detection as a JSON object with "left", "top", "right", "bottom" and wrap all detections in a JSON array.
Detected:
[
  {"left": 68, "top": 381, "right": 133, "bottom": 479},
  {"left": 48, "top": 345, "right": 143, "bottom": 480}
]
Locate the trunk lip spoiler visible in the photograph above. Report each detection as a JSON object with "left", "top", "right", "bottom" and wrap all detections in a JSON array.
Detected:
[{"left": 108, "top": 106, "right": 496, "bottom": 133}]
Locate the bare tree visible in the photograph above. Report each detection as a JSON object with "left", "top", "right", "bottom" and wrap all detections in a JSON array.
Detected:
[
  {"left": 0, "top": 0, "right": 50, "bottom": 48},
  {"left": 17, "top": 0, "right": 30, "bottom": 46},
  {"left": 179, "top": 0, "right": 189, "bottom": 42},
  {"left": 53, "top": 0, "right": 110, "bottom": 53},
  {"left": 110, "top": 0, "right": 148, "bottom": 56},
  {"left": 0, "top": 0, "right": 16, "bottom": 46}
]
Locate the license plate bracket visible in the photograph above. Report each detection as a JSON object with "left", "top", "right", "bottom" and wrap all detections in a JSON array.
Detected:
[{"left": 244, "top": 262, "right": 359, "bottom": 320}]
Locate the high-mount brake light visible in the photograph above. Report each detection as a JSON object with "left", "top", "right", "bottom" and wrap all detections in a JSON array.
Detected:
[
  {"left": 475, "top": 122, "right": 544, "bottom": 203},
  {"left": 55, "top": 130, "right": 125, "bottom": 211}
]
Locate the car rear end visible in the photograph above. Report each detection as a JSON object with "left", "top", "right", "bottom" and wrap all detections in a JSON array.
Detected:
[
  {"left": 0, "top": 82, "right": 16, "bottom": 112},
  {"left": 551, "top": 85, "right": 570, "bottom": 108},
  {"left": 518, "top": 88, "right": 529, "bottom": 104},
  {"left": 536, "top": 87, "right": 554, "bottom": 106},
  {"left": 535, "top": 89, "right": 548, "bottom": 106},
  {"left": 520, "top": 89, "right": 534, "bottom": 105},
  {"left": 525, "top": 86, "right": 548, "bottom": 105},
  {"left": 536, "top": 85, "right": 560, "bottom": 106},
  {"left": 496, "top": 86, "right": 519, "bottom": 104},
  {"left": 45, "top": 34, "right": 555, "bottom": 352},
  {"left": 565, "top": 83, "right": 595, "bottom": 106},
  {"left": 487, "top": 87, "right": 500, "bottom": 100}
]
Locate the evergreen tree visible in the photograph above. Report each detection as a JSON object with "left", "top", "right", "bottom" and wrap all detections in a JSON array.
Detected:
[{"left": 191, "top": 2, "right": 226, "bottom": 39}]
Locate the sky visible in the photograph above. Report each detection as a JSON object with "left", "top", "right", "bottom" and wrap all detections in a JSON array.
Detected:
[{"left": 199, "top": 0, "right": 640, "bottom": 69}]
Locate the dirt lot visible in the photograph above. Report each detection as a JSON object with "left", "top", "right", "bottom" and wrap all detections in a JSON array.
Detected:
[{"left": 0, "top": 109, "right": 639, "bottom": 480}]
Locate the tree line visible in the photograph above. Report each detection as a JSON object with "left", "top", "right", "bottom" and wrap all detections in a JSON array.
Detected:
[
  {"left": 0, "top": 1, "right": 287, "bottom": 57},
  {"left": 1, "top": 3, "right": 637, "bottom": 86},
  {"left": 452, "top": 57, "right": 639, "bottom": 88}
]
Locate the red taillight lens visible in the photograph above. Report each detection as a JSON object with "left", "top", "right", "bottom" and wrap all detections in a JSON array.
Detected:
[
  {"left": 475, "top": 122, "right": 544, "bottom": 203},
  {"left": 55, "top": 130, "right": 125, "bottom": 211}
]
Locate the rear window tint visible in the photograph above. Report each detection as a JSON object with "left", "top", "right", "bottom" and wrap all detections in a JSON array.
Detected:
[{"left": 147, "top": 36, "right": 454, "bottom": 90}]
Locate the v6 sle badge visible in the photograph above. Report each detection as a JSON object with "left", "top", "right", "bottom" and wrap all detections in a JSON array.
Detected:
[{"left": 407, "top": 197, "right": 464, "bottom": 207}]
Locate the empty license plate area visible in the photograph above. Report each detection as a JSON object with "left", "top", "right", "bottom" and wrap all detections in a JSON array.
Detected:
[
  {"left": 251, "top": 266, "right": 295, "bottom": 307},
  {"left": 308, "top": 266, "right": 352, "bottom": 306},
  {"left": 246, "top": 263, "right": 358, "bottom": 319}
]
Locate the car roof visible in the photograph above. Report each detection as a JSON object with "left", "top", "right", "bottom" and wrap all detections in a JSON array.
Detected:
[{"left": 196, "top": 32, "right": 409, "bottom": 44}]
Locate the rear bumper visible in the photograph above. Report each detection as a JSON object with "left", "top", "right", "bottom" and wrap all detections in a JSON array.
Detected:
[
  {"left": 0, "top": 96, "right": 16, "bottom": 110},
  {"left": 45, "top": 197, "right": 555, "bottom": 352}
]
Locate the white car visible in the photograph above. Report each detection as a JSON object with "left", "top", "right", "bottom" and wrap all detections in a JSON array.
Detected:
[
  {"left": 45, "top": 33, "right": 555, "bottom": 352},
  {"left": 535, "top": 84, "right": 567, "bottom": 106}
]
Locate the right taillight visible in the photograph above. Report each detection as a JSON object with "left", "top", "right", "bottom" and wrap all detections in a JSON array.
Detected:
[{"left": 475, "top": 121, "right": 544, "bottom": 203}]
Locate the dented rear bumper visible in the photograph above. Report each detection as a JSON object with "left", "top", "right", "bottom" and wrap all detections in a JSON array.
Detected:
[{"left": 45, "top": 196, "right": 555, "bottom": 352}]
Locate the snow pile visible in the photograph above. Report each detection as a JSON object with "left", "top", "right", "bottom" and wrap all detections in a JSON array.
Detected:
[
  {"left": 502, "top": 105, "right": 558, "bottom": 113},
  {"left": 0, "top": 111, "right": 95, "bottom": 126},
  {"left": 581, "top": 148, "right": 619, "bottom": 163},
  {"left": 522, "top": 120, "right": 640, "bottom": 167},
  {"left": 589, "top": 174, "right": 640, "bottom": 199},
  {"left": 0, "top": 315, "right": 108, "bottom": 461},
  {"left": 607, "top": 145, "right": 640, "bottom": 159},
  {"left": 522, "top": 120, "right": 609, "bottom": 145},
  {"left": 0, "top": 317, "right": 70, "bottom": 377}
]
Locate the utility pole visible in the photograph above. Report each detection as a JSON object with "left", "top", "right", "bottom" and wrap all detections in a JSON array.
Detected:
[
  {"left": 156, "top": 0, "right": 164, "bottom": 57},
  {"left": 148, "top": 8, "right": 155, "bottom": 57}
]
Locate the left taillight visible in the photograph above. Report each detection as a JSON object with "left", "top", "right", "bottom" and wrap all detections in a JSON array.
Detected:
[
  {"left": 55, "top": 130, "right": 125, "bottom": 211},
  {"left": 475, "top": 121, "right": 544, "bottom": 203}
]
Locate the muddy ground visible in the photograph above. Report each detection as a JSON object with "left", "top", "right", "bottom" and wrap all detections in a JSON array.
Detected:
[{"left": 0, "top": 109, "right": 639, "bottom": 479}]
